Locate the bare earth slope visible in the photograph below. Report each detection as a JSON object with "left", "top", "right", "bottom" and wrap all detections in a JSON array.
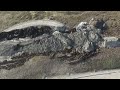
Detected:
[
  {"left": 0, "top": 11, "right": 120, "bottom": 79},
  {"left": 1, "top": 11, "right": 120, "bottom": 36}
]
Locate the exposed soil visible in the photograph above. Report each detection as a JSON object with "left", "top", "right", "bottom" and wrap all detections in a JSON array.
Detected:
[{"left": 0, "top": 11, "right": 120, "bottom": 79}]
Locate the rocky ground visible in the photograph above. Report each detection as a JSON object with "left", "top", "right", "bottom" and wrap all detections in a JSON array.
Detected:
[{"left": 0, "top": 11, "right": 120, "bottom": 79}]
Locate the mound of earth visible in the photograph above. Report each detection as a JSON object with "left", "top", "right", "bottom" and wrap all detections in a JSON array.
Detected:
[
  {"left": 0, "top": 19, "right": 103, "bottom": 71},
  {"left": 0, "top": 11, "right": 120, "bottom": 79}
]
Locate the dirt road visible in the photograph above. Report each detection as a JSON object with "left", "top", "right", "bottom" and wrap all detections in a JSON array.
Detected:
[{"left": 48, "top": 69, "right": 120, "bottom": 79}]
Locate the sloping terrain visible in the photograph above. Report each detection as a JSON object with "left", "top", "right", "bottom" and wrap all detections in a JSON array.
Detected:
[
  {"left": 0, "top": 11, "right": 120, "bottom": 79},
  {"left": 1, "top": 11, "right": 120, "bottom": 36}
]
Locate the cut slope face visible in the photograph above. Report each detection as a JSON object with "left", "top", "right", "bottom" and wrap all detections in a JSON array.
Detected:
[{"left": 0, "top": 20, "right": 69, "bottom": 41}]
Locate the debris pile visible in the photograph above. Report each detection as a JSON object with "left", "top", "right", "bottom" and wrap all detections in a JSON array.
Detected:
[{"left": 0, "top": 19, "right": 119, "bottom": 69}]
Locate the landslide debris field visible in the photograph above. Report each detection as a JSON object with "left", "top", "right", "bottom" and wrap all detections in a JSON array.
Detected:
[{"left": 0, "top": 11, "right": 120, "bottom": 79}]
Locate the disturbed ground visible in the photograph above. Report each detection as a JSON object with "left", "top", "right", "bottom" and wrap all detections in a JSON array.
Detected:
[
  {"left": 0, "top": 11, "right": 120, "bottom": 79},
  {"left": 1, "top": 11, "right": 120, "bottom": 36},
  {"left": 0, "top": 48, "right": 120, "bottom": 79}
]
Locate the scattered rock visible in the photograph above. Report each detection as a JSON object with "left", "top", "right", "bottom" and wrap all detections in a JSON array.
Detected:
[
  {"left": 0, "top": 56, "right": 12, "bottom": 62},
  {"left": 76, "top": 22, "right": 88, "bottom": 32},
  {"left": 101, "top": 37, "right": 120, "bottom": 48},
  {"left": 54, "top": 53, "right": 66, "bottom": 58},
  {"left": 82, "top": 41, "right": 95, "bottom": 52},
  {"left": 0, "top": 19, "right": 107, "bottom": 70},
  {"left": 69, "top": 21, "right": 102, "bottom": 53},
  {"left": 53, "top": 31, "right": 73, "bottom": 49},
  {"left": 89, "top": 18, "right": 107, "bottom": 32}
]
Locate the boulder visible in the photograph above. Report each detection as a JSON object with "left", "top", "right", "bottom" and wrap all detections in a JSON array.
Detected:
[
  {"left": 82, "top": 41, "right": 95, "bottom": 52},
  {"left": 76, "top": 22, "right": 88, "bottom": 32},
  {"left": 69, "top": 22, "right": 103, "bottom": 53},
  {"left": 53, "top": 31, "right": 73, "bottom": 49},
  {"left": 101, "top": 37, "right": 120, "bottom": 48},
  {"left": 89, "top": 18, "right": 107, "bottom": 31}
]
